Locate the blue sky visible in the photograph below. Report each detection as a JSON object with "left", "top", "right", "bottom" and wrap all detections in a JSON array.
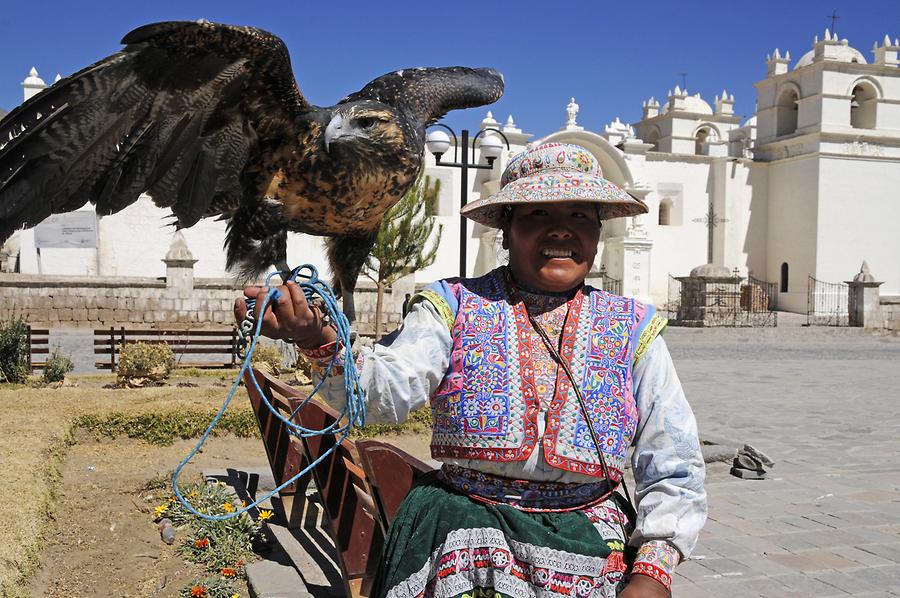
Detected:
[{"left": 2, "top": 0, "right": 899, "bottom": 136}]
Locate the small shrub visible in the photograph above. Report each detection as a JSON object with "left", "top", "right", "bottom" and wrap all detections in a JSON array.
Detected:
[
  {"left": 42, "top": 347, "right": 74, "bottom": 384},
  {"left": 0, "top": 317, "right": 29, "bottom": 384},
  {"left": 117, "top": 342, "right": 175, "bottom": 386},
  {"left": 249, "top": 343, "right": 283, "bottom": 375}
]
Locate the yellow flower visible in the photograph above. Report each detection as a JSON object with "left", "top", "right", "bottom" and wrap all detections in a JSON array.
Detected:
[
  {"left": 231, "top": 594, "right": 240, "bottom": 598},
  {"left": 257, "top": 509, "right": 274, "bottom": 521},
  {"left": 222, "top": 502, "right": 235, "bottom": 513},
  {"left": 241, "top": 500, "right": 247, "bottom": 508},
  {"left": 154, "top": 504, "right": 168, "bottom": 517},
  {"left": 188, "top": 490, "right": 198, "bottom": 499}
]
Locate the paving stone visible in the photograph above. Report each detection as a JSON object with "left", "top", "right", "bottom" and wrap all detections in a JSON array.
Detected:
[
  {"left": 812, "top": 570, "right": 886, "bottom": 594},
  {"left": 769, "top": 573, "right": 852, "bottom": 596},
  {"left": 855, "top": 544, "right": 900, "bottom": 565},
  {"left": 246, "top": 559, "right": 312, "bottom": 597}
]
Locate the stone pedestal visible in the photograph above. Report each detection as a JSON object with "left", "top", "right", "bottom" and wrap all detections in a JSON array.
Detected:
[
  {"left": 604, "top": 217, "right": 653, "bottom": 302},
  {"left": 163, "top": 231, "right": 198, "bottom": 299},
  {"left": 846, "top": 261, "right": 884, "bottom": 329},
  {"left": 676, "top": 264, "right": 742, "bottom": 326}
]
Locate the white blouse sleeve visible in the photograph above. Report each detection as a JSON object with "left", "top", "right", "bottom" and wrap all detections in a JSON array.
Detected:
[
  {"left": 311, "top": 300, "right": 452, "bottom": 425},
  {"left": 630, "top": 335, "right": 708, "bottom": 559}
]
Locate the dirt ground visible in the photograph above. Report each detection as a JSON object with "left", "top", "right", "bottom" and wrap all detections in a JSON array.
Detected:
[
  {"left": 20, "top": 409, "right": 434, "bottom": 597},
  {"left": 25, "top": 433, "right": 272, "bottom": 597}
]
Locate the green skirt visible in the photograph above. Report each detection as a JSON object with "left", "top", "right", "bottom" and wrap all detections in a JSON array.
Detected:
[{"left": 372, "top": 472, "right": 630, "bottom": 598}]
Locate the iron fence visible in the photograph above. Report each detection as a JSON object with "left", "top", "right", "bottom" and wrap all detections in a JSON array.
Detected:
[
  {"left": 666, "top": 273, "right": 778, "bottom": 327},
  {"left": 807, "top": 276, "right": 849, "bottom": 326},
  {"left": 597, "top": 265, "right": 622, "bottom": 296}
]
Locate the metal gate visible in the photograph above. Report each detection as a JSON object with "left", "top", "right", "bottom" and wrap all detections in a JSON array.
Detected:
[
  {"left": 597, "top": 265, "right": 622, "bottom": 296},
  {"left": 807, "top": 276, "right": 849, "bottom": 326},
  {"left": 666, "top": 273, "right": 777, "bottom": 327}
]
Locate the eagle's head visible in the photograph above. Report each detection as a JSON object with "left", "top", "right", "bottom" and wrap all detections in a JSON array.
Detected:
[{"left": 323, "top": 101, "right": 421, "bottom": 166}]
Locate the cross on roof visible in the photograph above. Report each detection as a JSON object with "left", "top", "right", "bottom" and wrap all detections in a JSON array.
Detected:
[{"left": 827, "top": 10, "right": 840, "bottom": 32}]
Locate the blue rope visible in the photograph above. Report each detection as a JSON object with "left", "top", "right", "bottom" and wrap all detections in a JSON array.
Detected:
[{"left": 171, "top": 264, "right": 364, "bottom": 521}]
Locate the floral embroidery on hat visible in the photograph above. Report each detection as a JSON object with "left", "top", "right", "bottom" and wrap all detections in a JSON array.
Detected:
[{"left": 461, "top": 143, "right": 647, "bottom": 228}]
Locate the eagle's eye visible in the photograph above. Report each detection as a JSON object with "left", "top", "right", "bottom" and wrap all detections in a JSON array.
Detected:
[{"left": 356, "top": 117, "right": 378, "bottom": 129}]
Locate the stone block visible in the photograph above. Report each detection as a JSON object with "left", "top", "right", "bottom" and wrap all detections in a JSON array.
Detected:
[
  {"left": 72, "top": 308, "right": 88, "bottom": 321},
  {"left": 129, "top": 311, "right": 143, "bottom": 323},
  {"left": 87, "top": 308, "right": 99, "bottom": 321},
  {"left": 114, "top": 309, "right": 130, "bottom": 321},
  {"left": 57, "top": 308, "right": 73, "bottom": 321},
  {"left": 49, "top": 310, "right": 60, "bottom": 322}
]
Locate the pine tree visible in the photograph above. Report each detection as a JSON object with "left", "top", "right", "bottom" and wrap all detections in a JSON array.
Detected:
[{"left": 363, "top": 175, "right": 443, "bottom": 338}]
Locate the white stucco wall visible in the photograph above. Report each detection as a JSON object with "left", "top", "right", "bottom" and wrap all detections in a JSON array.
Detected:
[
  {"left": 817, "top": 156, "right": 900, "bottom": 294},
  {"left": 765, "top": 156, "right": 820, "bottom": 313}
]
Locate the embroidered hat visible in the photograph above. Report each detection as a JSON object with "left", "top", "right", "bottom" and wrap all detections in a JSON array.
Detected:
[{"left": 460, "top": 142, "right": 647, "bottom": 228}]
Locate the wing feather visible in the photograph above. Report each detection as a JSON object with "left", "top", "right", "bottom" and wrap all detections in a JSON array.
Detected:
[
  {"left": 0, "top": 20, "right": 307, "bottom": 243},
  {"left": 340, "top": 66, "right": 504, "bottom": 126}
]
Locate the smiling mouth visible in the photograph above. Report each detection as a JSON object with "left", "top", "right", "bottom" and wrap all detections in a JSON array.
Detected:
[{"left": 540, "top": 248, "right": 575, "bottom": 259}]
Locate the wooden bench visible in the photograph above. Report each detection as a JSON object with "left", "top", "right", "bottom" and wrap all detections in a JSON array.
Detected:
[
  {"left": 94, "top": 326, "right": 240, "bottom": 370},
  {"left": 243, "top": 368, "right": 435, "bottom": 596},
  {"left": 26, "top": 325, "right": 50, "bottom": 373}
]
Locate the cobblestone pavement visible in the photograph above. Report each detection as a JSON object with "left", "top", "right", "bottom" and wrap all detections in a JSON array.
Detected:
[{"left": 664, "top": 325, "right": 900, "bottom": 597}]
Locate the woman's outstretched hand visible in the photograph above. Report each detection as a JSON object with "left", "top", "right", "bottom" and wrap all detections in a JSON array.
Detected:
[
  {"left": 619, "top": 574, "right": 671, "bottom": 598},
  {"left": 233, "top": 282, "right": 337, "bottom": 349}
]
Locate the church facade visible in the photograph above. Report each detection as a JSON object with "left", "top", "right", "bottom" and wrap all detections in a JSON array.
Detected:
[{"left": 4, "top": 29, "right": 900, "bottom": 314}]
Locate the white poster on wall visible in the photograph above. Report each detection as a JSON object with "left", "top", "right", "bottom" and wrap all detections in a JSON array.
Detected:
[{"left": 34, "top": 211, "right": 99, "bottom": 249}]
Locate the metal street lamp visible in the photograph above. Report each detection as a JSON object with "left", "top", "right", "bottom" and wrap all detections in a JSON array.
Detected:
[{"left": 426, "top": 125, "right": 510, "bottom": 277}]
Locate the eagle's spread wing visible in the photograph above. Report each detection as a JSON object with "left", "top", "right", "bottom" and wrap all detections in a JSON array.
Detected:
[
  {"left": 339, "top": 67, "right": 504, "bottom": 126},
  {"left": 0, "top": 20, "right": 306, "bottom": 242}
]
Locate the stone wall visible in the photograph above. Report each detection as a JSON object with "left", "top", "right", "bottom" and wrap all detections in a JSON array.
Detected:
[
  {"left": 881, "top": 295, "right": 900, "bottom": 332},
  {"left": 0, "top": 273, "right": 414, "bottom": 336}
]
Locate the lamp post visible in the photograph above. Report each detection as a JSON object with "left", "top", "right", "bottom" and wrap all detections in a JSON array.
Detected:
[{"left": 425, "top": 125, "right": 509, "bottom": 277}]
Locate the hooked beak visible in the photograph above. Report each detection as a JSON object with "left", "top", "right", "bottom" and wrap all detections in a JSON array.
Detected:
[{"left": 324, "top": 114, "right": 343, "bottom": 153}]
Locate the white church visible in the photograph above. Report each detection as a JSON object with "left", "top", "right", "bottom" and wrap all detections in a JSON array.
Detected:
[{"left": 3, "top": 28, "right": 900, "bottom": 314}]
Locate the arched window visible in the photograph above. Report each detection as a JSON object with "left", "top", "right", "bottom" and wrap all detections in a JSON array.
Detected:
[
  {"left": 780, "top": 262, "right": 789, "bottom": 293},
  {"left": 694, "top": 128, "right": 710, "bottom": 155},
  {"left": 658, "top": 199, "right": 671, "bottom": 226},
  {"left": 850, "top": 83, "right": 877, "bottom": 129},
  {"left": 645, "top": 127, "right": 660, "bottom": 151},
  {"left": 776, "top": 88, "right": 799, "bottom": 137}
]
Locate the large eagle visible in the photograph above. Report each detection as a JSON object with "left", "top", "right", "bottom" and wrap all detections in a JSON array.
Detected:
[{"left": 0, "top": 20, "right": 504, "bottom": 319}]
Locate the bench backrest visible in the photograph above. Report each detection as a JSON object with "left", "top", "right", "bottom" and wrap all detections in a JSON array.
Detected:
[
  {"left": 94, "top": 327, "right": 239, "bottom": 369},
  {"left": 243, "top": 368, "right": 385, "bottom": 594},
  {"left": 26, "top": 326, "right": 50, "bottom": 372},
  {"left": 355, "top": 439, "right": 435, "bottom": 527}
]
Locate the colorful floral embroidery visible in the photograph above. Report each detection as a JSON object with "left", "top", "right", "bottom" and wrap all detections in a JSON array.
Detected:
[
  {"left": 386, "top": 525, "right": 626, "bottom": 598},
  {"left": 631, "top": 540, "right": 680, "bottom": 590},
  {"left": 429, "top": 269, "right": 647, "bottom": 479}
]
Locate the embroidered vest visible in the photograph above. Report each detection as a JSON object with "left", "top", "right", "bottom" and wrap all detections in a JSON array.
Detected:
[{"left": 422, "top": 268, "right": 652, "bottom": 481}]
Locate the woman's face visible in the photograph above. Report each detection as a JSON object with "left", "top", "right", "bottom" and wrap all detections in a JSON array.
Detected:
[{"left": 504, "top": 202, "right": 601, "bottom": 293}]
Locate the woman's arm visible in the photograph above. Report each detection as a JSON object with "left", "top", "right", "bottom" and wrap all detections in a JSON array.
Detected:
[
  {"left": 305, "top": 300, "right": 451, "bottom": 424},
  {"left": 627, "top": 335, "right": 708, "bottom": 590},
  {"left": 234, "top": 282, "right": 452, "bottom": 425}
]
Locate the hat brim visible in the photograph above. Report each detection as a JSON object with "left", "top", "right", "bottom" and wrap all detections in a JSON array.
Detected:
[{"left": 460, "top": 171, "right": 648, "bottom": 228}]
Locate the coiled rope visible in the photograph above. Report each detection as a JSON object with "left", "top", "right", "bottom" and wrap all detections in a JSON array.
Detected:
[{"left": 171, "top": 264, "right": 364, "bottom": 521}]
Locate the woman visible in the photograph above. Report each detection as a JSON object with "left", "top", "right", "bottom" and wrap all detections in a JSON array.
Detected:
[{"left": 235, "top": 143, "right": 706, "bottom": 597}]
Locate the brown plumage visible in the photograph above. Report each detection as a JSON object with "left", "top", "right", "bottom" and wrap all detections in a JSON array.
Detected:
[{"left": 0, "top": 20, "right": 504, "bottom": 320}]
